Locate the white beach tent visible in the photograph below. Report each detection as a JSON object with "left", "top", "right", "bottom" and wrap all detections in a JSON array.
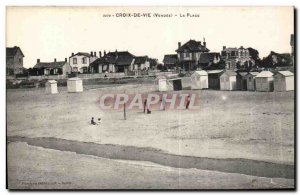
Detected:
[
  {"left": 67, "top": 77, "right": 83, "bottom": 92},
  {"left": 220, "top": 71, "right": 237, "bottom": 91},
  {"left": 274, "top": 71, "right": 294, "bottom": 91},
  {"left": 255, "top": 71, "right": 274, "bottom": 92},
  {"left": 45, "top": 80, "right": 58, "bottom": 94},
  {"left": 191, "top": 70, "right": 208, "bottom": 89}
]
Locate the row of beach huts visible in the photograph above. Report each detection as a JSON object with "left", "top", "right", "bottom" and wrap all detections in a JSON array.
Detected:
[{"left": 155, "top": 70, "right": 294, "bottom": 92}]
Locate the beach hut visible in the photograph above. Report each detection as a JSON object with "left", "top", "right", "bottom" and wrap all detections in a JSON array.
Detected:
[
  {"left": 245, "top": 72, "right": 259, "bottom": 91},
  {"left": 45, "top": 80, "right": 58, "bottom": 94},
  {"left": 236, "top": 72, "right": 248, "bottom": 91},
  {"left": 255, "top": 71, "right": 274, "bottom": 92},
  {"left": 274, "top": 71, "right": 294, "bottom": 91},
  {"left": 181, "top": 77, "right": 192, "bottom": 90},
  {"left": 220, "top": 71, "right": 237, "bottom": 91},
  {"left": 191, "top": 70, "right": 208, "bottom": 89},
  {"left": 155, "top": 76, "right": 168, "bottom": 91},
  {"left": 67, "top": 77, "right": 83, "bottom": 92},
  {"left": 154, "top": 75, "right": 183, "bottom": 91},
  {"left": 207, "top": 70, "right": 224, "bottom": 89}
]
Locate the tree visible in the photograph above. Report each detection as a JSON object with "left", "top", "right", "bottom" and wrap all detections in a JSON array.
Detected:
[
  {"left": 248, "top": 47, "right": 261, "bottom": 66},
  {"left": 149, "top": 58, "right": 158, "bottom": 68}
]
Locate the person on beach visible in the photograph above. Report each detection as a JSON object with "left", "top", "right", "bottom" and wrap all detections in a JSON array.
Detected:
[
  {"left": 143, "top": 99, "right": 147, "bottom": 113},
  {"left": 186, "top": 95, "right": 191, "bottom": 109},
  {"left": 91, "top": 117, "right": 96, "bottom": 125},
  {"left": 97, "top": 118, "right": 101, "bottom": 124}
]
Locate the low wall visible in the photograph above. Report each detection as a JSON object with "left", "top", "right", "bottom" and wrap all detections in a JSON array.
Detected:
[
  {"left": 78, "top": 73, "right": 125, "bottom": 79},
  {"left": 149, "top": 71, "right": 177, "bottom": 77}
]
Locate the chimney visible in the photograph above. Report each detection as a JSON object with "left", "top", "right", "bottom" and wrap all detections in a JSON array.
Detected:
[
  {"left": 90, "top": 51, "right": 93, "bottom": 57},
  {"left": 99, "top": 51, "right": 102, "bottom": 58},
  {"left": 65, "top": 58, "right": 67, "bottom": 62},
  {"left": 71, "top": 52, "right": 74, "bottom": 56},
  {"left": 203, "top": 37, "right": 206, "bottom": 47},
  {"left": 115, "top": 49, "right": 118, "bottom": 59},
  {"left": 54, "top": 58, "right": 56, "bottom": 62},
  {"left": 104, "top": 50, "right": 106, "bottom": 56},
  {"left": 37, "top": 59, "right": 40, "bottom": 63},
  {"left": 94, "top": 52, "right": 96, "bottom": 57},
  {"left": 178, "top": 42, "right": 181, "bottom": 49},
  {"left": 223, "top": 46, "right": 226, "bottom": 50}
]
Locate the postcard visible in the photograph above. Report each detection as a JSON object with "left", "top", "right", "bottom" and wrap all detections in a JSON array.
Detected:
[{"left": 6, "top": 6, "right": 295, "bottom": 190}]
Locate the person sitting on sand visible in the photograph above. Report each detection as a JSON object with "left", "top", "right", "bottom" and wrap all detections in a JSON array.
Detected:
[
  {"left": 91, "top": 117, "right": 96, "bottom": 125},
  {"left": 97, "top": 118, "right": 101, "bottom": 124}
]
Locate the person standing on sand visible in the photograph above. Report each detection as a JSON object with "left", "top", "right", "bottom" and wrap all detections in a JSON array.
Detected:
[
  {"left": 186, "top": 95, "right": 191, "bottom": 109},
  {"left": 161, "top": 96, "right": 166, "bottom": 111},
  {"left": 143, "top": 99, "right": 147, "bottom": 113}
]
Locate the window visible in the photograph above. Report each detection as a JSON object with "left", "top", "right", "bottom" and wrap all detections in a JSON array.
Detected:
[
  {"left": 180, "top": 53, "right": 184, "bottom": 59},
  {"left": 73, "top": 67, "right": 78, "bottom": 72},
  {"left": 82, "top": 57, "right": 87, "bottom": 64},
  {"left": 19, "top": 58, "right": 22, "bottom": 64},
  {"left": 73, "top": 58, "right": 77, "bottom": 64}
]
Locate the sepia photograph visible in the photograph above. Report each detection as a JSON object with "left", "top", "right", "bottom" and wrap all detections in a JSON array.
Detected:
[{"left": 6, "top": 6, "right": 295, "bottom": 190}]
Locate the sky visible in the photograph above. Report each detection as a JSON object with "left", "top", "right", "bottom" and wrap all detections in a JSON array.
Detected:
[{"left": 6, "top": 6, "right": 294, "bottom": 68}]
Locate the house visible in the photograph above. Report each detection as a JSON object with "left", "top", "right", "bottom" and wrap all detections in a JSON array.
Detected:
[
  {"left": 6, "top": 46, "right": 25, "bottom": 75},
  {"left": 236, "top": 72, "right": 248, "bottom": 91},
  {"left": 198, "top": 52, "right": 222, "bottom": 70},
  {"left": 255, "top": 71, "right": 274, "bottom": 92},
  {"left": 176, "top": 39, "right": 210, "bottom": 71},
  {"left": 69, "top": 52, "right": 98, "bottom": 73},
  {"left": 90, "top": 50, "right": 135, "bottom": 75},
  {"left": 131, "top": 56, "right": 150, "bottom": 71},
  {"left": 191, "top": 70, "right": 208, "bottom": 89},
  {"left": 221, "top": 46, "right": 253, "bottom": 70},
  {"left": 245, "top": 72, "right": 259, "bottom": 91},
  {"left": 33, "top": 58, "right": 71, "bottom": 76},
  {"left": 163, "top": 54, "right": 178, "bottom": 70},
  {"left": 220, "top": 71, "right": 237, "bottom": 91},
  {"left": 207, "top": 70, "right": 224, "bottom": 89},
  {"left": 274, "top": 71, "right": 294, "bottom": 91}
]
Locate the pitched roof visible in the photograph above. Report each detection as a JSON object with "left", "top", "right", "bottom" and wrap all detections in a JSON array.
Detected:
[
  {"left": 193, "top": 70, "right": 208, "bottom": 76},
  {"left": 90, "top": 51, "right": 135, "bottom": 66},
  {"left": 6, "top": 46, "right": 24, "bottom": 57},
  {"left": 176, "top": 40, "right": 210, "bottom": 53},
  {"left": 256, "top": 71, "right": 273, "bottom": 78},
  {"left": 46, "top": 80, "right": 57, "bottom": 84},
  {"left": 199, "top": 52, "right": 220, "bottom": 64},
  {"left": 34, "top": 61, "right": 68, "bottom": 69},
  {"left": 134, "top": 56, "right": 148, "bottom": 64},
  {"left": 163, "top": 54, "right": 178, "bottom": 64},
  {"left": 207, "top": 70, "right": 224, "bottom": 74},
  {"left": 277, "top": 71, "right": 294, "bottom": 77},
  {"left": 71, "top": 52, "right": 91, "bottom": 57},
  {"left": 222, "top": 71, "right": 237, "bottom": 76},
  {"left": 237, "top": 72, "right": 248, "bottom": 77},
  {"left": 247, "top": 72, "right": 259, "bottom": 76}
]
